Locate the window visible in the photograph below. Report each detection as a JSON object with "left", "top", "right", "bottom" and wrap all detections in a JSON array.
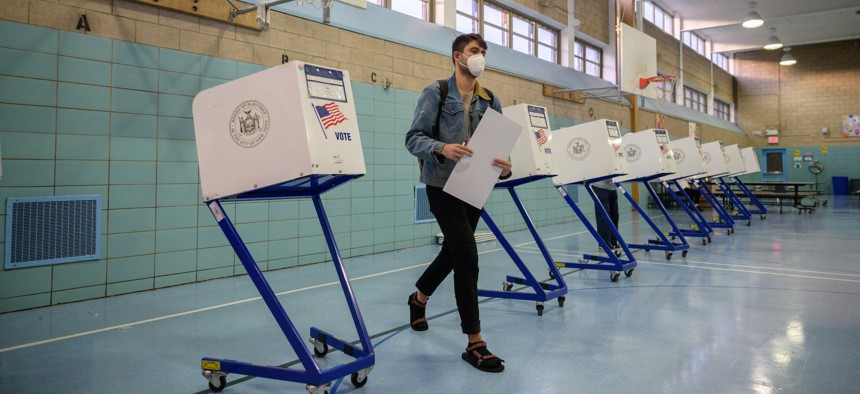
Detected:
[
  {"left": 714, "top": 100, "right": 730, "bottom": 121},
  {"left": 765, "top": 151, "right": 784, "bottom": 174},
  {"left": 684, "top": 87, "right": 706, "bottom": 113},
  {"left": 369, "top": 0, "right": 430, "bottom": 21},
  {"left": 642, "top": 1, "right": 673, "bottom": 35},
  {"left": 482, "top": 3, "right": 509, "bottom": 47},
  {"left": 574, "top": 40, "right": 602, "bottom": 77},
  {"left": 712, "top": 53, "right": 729, "bottom": 71},
  {"left": 656, "top": 74, "right": 675, "bottom": 102},
  {"left": 682, "top": 32, "right": 706, "bottom": 56},
  {"left": 456, "top": 0, "right": 560, "bottom": 64}
]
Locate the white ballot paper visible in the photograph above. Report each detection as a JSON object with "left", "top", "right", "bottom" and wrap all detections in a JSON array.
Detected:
[{"left": 443, "top": 109, "right": 524, "bottom": 209}]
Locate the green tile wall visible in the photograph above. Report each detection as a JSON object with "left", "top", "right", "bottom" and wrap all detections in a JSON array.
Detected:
[{"left": 0, "top": 20, "right": 603, "bottom": 314}]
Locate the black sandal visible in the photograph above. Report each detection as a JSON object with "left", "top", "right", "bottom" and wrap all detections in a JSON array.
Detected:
[
  {"left": 461, "top": 341, "right": 504, "bottom": 373},
  {"left": 408, "top": 292, "right": 428, "bottom": 331}
]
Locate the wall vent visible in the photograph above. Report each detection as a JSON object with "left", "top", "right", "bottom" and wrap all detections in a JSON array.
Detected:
[
  {"left": 5, "top": 195, "right": 102, "bottom": 269},
  {"left": 414, "top": 185, "right": 436, "bottom": 223}
]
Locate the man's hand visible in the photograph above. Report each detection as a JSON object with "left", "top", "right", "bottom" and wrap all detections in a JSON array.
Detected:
[
  {"left": 441, "top": 144, "right": 473, "bottom": 161},
  {"left": 493, "top": 158, "right": 512, "bottom": 178}
]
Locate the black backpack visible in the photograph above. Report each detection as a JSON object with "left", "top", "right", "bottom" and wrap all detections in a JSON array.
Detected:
[{"left": 420, "top": 79, "right": 495, "bottom": 168}]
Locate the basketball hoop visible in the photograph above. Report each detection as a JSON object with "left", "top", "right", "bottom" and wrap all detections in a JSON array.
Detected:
[
  {"left": 639, "top": 75, "right": 676, "bottom": 105},
  {"left": 639, "top": 75, "right": 675, "bottom": 89}
]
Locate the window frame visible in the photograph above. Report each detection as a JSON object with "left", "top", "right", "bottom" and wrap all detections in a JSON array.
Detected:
[
  {"left": 455, "top": 0, "right": 560, "bottom": 64},
  {"left": 684, "top": 86, "right": 707, "bottom": 113},
  {"left": 643, "top": 1, "right": 673, "bottom": 35},
  {"left": 682, "top": 32, "right": 706, "bottom": 56},
  {"left": 573, "top": 39, "right": 602, "bottom": 78},
  {"left": 714, "top": 99, "right": 731, "bottom": 121},
  {"left": 369, "top": 0, "right": 432, "bottom": 22},
  {"left": 712, "top": 52, "right": 729, "bottom": 71}
]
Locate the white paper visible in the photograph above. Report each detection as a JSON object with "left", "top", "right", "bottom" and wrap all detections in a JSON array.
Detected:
[{"left": 443, "top": 109, "right": 524, "bottom": 209}]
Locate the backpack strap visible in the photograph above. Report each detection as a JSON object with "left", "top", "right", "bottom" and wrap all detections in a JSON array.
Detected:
[{"left": 433, "top": 79, "right": 448, "bottom": 141}]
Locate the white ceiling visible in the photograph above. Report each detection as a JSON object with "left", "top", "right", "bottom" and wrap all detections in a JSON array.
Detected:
[{"left": 650, "top": 0, "right": 860, "bottom": 53}]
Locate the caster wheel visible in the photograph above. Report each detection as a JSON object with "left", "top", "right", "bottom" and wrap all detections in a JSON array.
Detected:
[
  {"left": 746, "top": 220, "right": 751, "bottom": 226},
  {"left": 548, "top": 269, "right": 555, "bottom": 279},
  {"left": 761, "top": 215, "right": 766, "bottom": 220},
  {"left": 644, "top": 248, "right": 650, "bottom": 252},
  {"left": 702, "top": 239, "right": 707, "bottom": 246},
  {"left": 671, "top": 236, "right": 676, "bottom": 241},
  {"left": 610, "top": 272, "right": 620, "bottom": 282},
  {"left": 624, "top": 269, "right": 634, "bottom": 277},
  {"left": 614, "top": 249, "right": 623, "bottom": 257},
  {"left": 351, "top": 372, "right": 368, "bottom": 388},
  {"left": 665, "top": 251, "right": 672, "bottom": 260},
  {"left": 536, "top": 303, "right": 544, "bottom": 316},
  {"left": 727, "top": 230, "right": 731, "bottom": 236},
  {"left": 682, "top": 250, "right": 688, "bottom": 258},
  {"left": 707, "top": 237, "right": 712, "bottom": 243},
  {"left": 503, "top": 282, "right": 513, "bottom": 292},
  {"left": 208, "top": 375, "right": 226, "bottom": 393},
  {"left": 558, "top": 296, "right": 566, "bottom": 307},
  {"left": 313, "top": 341, "right": 329, "bottom": 357}
]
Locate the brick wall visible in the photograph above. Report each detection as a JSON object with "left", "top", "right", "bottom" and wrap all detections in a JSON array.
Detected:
[
  {"left": 576, "top": 0, "right": 610, "bottom": 43},
  {"left": 735, "top": 39, "right": 860, "bottom": 147}
]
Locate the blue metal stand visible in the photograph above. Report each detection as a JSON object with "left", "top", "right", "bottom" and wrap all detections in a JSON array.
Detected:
[
  {"left": 693, "top": 178, "right": 735, "bottom": 235},
  {"left": 477, "top": 175, "right": 568, "bottom": 315},
  {"left": 200, "top": 175, "right": 374, "bottom": 394},
  {"left": 731, "top": 176, "right": 768, "bottom": 219},
  {"left": 662, "top": 180, "right": 714, "bottom": 245},
  {"left": 617, "top": 181, "right": 689, "bottom": 260},
  {"left": 554, "top": 180, "right": 636, "bottom": 282},
  {"left": 716, "top": 177, "right": 752, "bottom": 226}
]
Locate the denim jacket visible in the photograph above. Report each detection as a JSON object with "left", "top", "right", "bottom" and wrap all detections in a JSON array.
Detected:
[{"left": 404, "top": 74, "right": 502, "bottom": 188}]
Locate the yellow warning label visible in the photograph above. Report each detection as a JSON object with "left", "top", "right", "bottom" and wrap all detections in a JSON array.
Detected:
[
  {"left": 555, "top": 262, "right": 565, "bottom": 268},
  {"left": 202, "top": 360, "right": 221, "bottom": 371}
]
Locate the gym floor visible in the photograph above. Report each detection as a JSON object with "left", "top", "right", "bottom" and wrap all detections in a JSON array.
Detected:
[{"left": 1, "top": 196, "right": 858, "bottom": 393}]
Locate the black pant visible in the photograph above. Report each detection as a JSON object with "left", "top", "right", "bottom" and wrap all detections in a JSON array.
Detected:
[
  {"left": 416, "top": 186, "right": 482, "bottom": 335},
  {"left": 593, "top": 186, "right": 619, "bottom": 248}
]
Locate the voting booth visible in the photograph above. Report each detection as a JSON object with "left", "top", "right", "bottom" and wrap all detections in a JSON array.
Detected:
[
  {"left": 688, "top": 141, "right": 736, "bottom": 232},
  {"left": 724, "top": 144, "right": 746, "bottom": 176},
  {"left": 614, "top": 129, "right": 676, "bottom": 183},
  {"left": 655, "top": 136, "right": 714, "bottom": 244},
  {"left": 550, "top": 119, "right": 636, "bottom": 282},
  {"left": 613, "top": 129, "right": 688, "bottom": 259},
  {"left": 697, "top": 141, "right": 730, "bottom": 179},
  {"left": 551, "top": 119, "right": 629, "bottom": 186},
  {"left": 741, "top": 147, "right": 762, "bottom": 175},
  {"left": 660, "top": 136, "right": 706, "bottom": 182},
  {"left": 502, "top": 104, "right": 557, "bottom": 182},
  {"left": 475, "top": 103, "right": 567, "bottom": 315},
  {"left": 715, "top": 144, "right": 754, "bottom": 224},
  {"left": 193, "top": 61, "right": 374, "bottom": 393},
  {"left": 734, "top": 147, "right": 768, "bottom": 218},
  {"left": 194, "top": 61, "right": 365, "bottom": 201}
]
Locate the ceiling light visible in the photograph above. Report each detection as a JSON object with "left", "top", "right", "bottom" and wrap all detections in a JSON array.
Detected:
[
  {"left": 743, "top": 2, "right": 764, "bottom": 28},
  {"left": 780, "top": 48, "right": 796, "bottom": 66},
  {"left": 763, "top": 28, "right": 783, "bottom": 50}
]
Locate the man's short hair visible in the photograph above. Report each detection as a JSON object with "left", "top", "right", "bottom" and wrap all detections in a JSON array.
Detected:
[{"left": 451, "top": 33, "right": 487, "bottom": 64}]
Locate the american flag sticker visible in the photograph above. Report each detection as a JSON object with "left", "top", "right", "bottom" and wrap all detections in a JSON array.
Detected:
[
  {"left": 534, "top": 129, "right": 549, "bottom": 146},
  {"left": 313, "top": 101, "right": 347, "bottom": 136}
]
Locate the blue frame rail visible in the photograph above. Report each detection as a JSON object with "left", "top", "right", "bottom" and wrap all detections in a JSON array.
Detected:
[
  {"left": 716, "top": 177, "right": 752, "bottom": 226},
  {"left": 662, "top": 180, "right": 714, "bottom": 245},
  {"left": 554, "top": 181, "right": 636, "bottom": 282},
  {"left": 200, "top": 174, "right": 374, "bottom": 394},
  {"left": 477, "top": 175, "right": 568, "bottom": 315},
  {"left": 693, "top": 178, "right": 735, "bottom": 235},
  {"left": 617, "top": 181, "right": 689, "bottom": 260},
  {"left": 731, "top": 177, "right": 768, "bottom": 218}
]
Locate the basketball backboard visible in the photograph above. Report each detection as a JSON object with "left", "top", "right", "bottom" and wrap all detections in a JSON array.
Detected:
[{"left": 619, "top": 24, "right": 658, "bottom": 101}]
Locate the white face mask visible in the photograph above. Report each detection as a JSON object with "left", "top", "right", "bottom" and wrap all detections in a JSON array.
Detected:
[{"left": 458, "top": 53, "right": 485, "bottom": 78}]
